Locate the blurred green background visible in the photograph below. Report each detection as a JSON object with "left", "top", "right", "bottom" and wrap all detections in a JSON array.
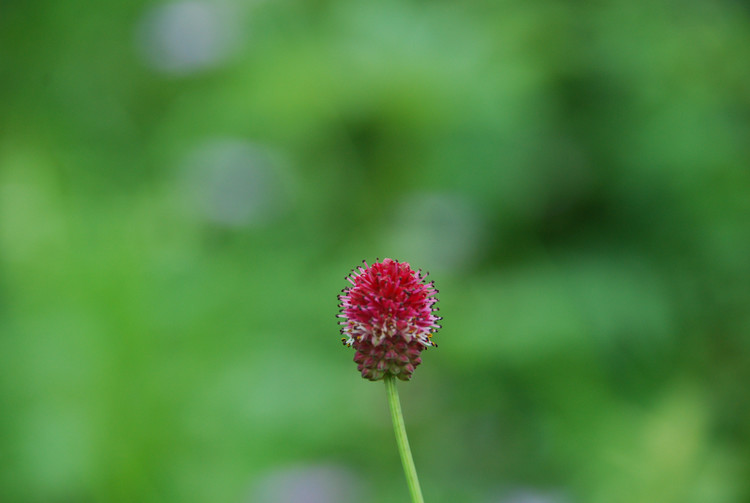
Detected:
[{"left": 2, "top": 0, "right": 750, "bottom": 502}]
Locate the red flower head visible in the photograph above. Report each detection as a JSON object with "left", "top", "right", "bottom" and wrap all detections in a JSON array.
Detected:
[{"left": 338, "top": 258, "right": 441, "bottom": 381}]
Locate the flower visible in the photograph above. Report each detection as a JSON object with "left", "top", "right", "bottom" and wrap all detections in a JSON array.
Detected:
[{"left": 338, "top": 258, "right": 441, "bottom": 381}]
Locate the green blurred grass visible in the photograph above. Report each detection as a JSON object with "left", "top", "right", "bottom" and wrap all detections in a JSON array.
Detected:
[{"left": 1, "top": 0, "right": 749, "bottom": 502}]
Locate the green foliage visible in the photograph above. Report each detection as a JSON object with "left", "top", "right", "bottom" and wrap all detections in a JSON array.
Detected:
[{"left": 1, "top": 0, "right": 749, "bottom": 501}]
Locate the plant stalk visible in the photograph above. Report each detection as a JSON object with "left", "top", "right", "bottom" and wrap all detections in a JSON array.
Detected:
[{"left": 385, "top": 375, "right": 425, "bottom": 503}]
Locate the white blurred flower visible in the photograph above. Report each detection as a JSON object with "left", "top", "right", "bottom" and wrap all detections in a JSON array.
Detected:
[
  {"left": 249, "top": 464, "right": 364, "bottom": 503},
  {"left": 493, "top": 487, "right": 572, "bottom": 503},
  {"left": 135, "top": 1, "right": 240, "bottom": 75},
  {"left": 179, "top": 138, "right": 293, "bottom": 228},
  {"left": 386, "top": 192, "right": 484, "bottom": 272}
]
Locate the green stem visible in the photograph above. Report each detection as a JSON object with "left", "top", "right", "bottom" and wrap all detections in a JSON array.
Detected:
[{"left": 385, "top": 375, "right": 425, "bottom": 503}]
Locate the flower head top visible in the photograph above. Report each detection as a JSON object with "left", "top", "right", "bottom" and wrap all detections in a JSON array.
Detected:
[{"left": 338, "top": 258, "right": 441, "bottom": 381}]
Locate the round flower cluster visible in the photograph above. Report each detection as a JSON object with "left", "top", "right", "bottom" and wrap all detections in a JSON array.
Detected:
[{"left": 338, "top": 258, "right": 441, "bottom": 381}]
